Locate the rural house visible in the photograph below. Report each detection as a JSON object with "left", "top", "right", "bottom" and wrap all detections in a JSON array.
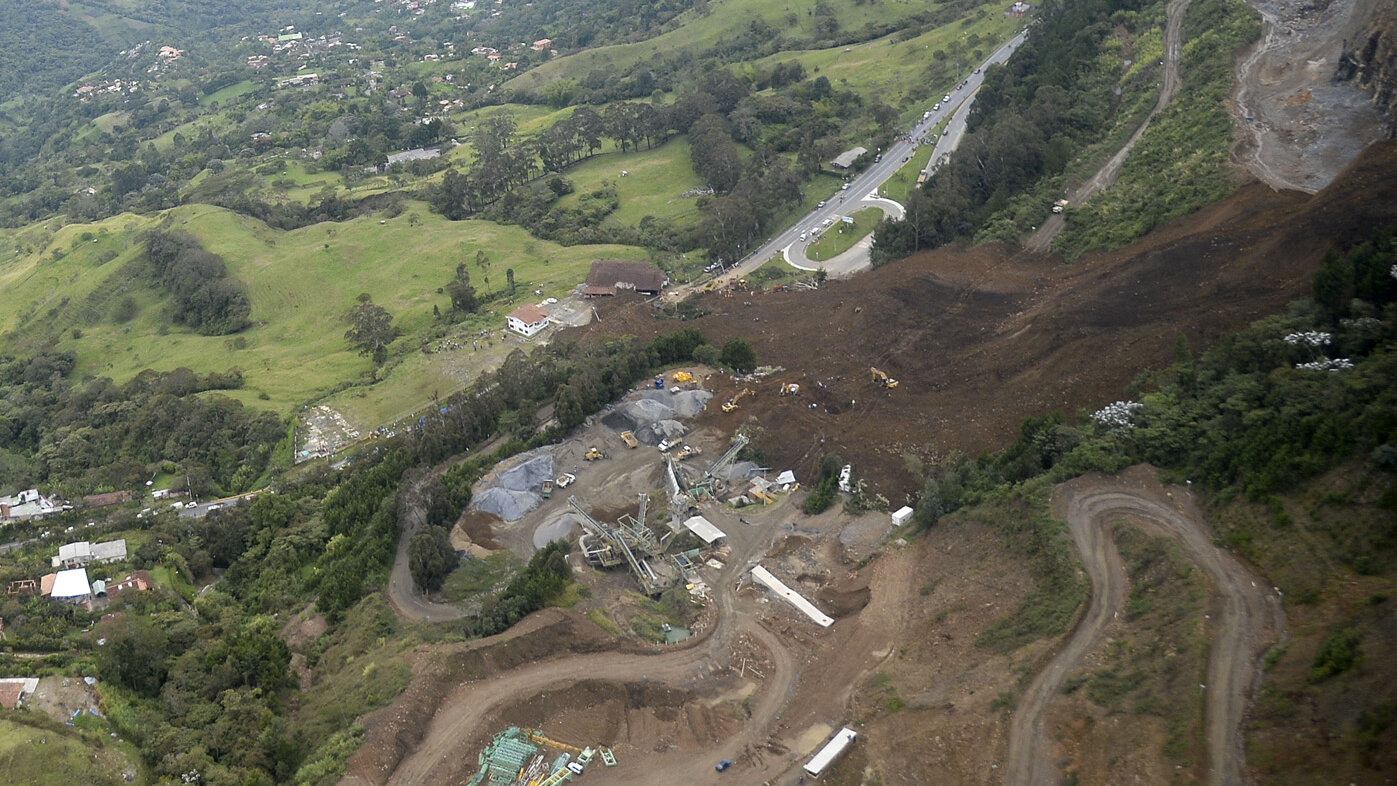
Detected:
[
  {"left": 584, "top": 260, "right": 669, "bottom": 297},
  {"left": 52, "top": 539, "right": 128, "bottom": 569},
  {"left": 506, "top": 304, "right": 551, "bottom": 337}
]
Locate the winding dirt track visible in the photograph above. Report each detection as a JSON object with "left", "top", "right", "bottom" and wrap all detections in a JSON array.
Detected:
[
  {"left": 1005, "top": 471, "right": 1285, "bottom": 785},
  {"left": 1026, "top": 0, "right": 1191, "bottom": 252}
]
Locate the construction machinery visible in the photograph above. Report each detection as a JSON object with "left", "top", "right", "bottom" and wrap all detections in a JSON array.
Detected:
[
  {"left": 780, "top": 383, "right": 800, "bottom": 396},
  {"left": 540, "top": 479, "right": 554, "bottom": 499},
  {"left": 673, "top": 370, "right": 694, "bottom": 385},
  {"left": 721, "top": 388, "right": 751, "bottom": 413},
  {"left": 556, "top": 473, "right": 576, "bottom": 488},
  {"left": 569, "top": 494, "right": 676, "bottom": 596},
  {"left": 671, "top": 434, "right": 750, "bottom": 505},
  {"left": 584, "top": 447, "right": 606, "bottom": 461},
  {"left": 619, "top": 431, "right": 639, "bottom": 448},
  {"left": 675, "top": 444, "right": 701, "bottom": 460},
  {"left": 870, "top": 367, "right": 899, "bottom": 389}
]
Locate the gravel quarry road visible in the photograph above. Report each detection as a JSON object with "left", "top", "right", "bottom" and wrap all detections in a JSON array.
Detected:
[{"left": 1005, "top": 469, "right": 1285, "bottom": 785}]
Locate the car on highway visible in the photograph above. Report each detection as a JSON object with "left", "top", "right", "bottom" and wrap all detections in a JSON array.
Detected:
[
  {"left": 944, "top": 93, "right": 951, "bottom": 102},
  {"left": 817, "top": 200, "right": 826, "bottom": 207}
]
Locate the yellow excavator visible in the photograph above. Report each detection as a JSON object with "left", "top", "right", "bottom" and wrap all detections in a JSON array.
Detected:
[
  {"left": 870, "top": 367, "right": 899, "bottom": 389},
  {"left": 721, "top": 388, "right": 751, "bottom": 413}
]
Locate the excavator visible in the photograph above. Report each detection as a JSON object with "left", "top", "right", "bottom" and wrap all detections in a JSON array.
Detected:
[
  {"left": 721, "top": 387, "right": 752, "bottom": 413},
  {"left": 870, "top": 367, "right": 899, "bottom": 389}
]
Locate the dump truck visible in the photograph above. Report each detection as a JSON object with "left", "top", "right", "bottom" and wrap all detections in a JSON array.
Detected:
[
  {"left": 557, "top": 473, "right": 576, "bottom": 488},
  {"left": 541, "top": 478, "right": 554, "bottom": 499},
  {"left": 620, "top": 431, "right": 639, "bottom": 448}
]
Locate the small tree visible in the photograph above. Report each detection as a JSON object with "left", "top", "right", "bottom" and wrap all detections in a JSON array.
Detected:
[
  {"left": 446, "top": 263, "right": 477, "bottom": 315},
  {"left": 720, "top": 338, "right": 757, "bottom": 373},
  {"left": 344, "top": 294, "right": 395, "bottom": 365},
  {"left": 408, "top": 527, "right": 457, "bottom": 592}
]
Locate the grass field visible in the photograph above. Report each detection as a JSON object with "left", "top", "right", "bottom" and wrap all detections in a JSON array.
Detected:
[
  {"left": 747, "top": 3, "right": 1022, "bottom": 116},
  {"left": 551, "top": 135, "right": 707, "bottom": 228},
  {"left": 0, "top": 202, "right": 646, "bottom": 423},
  {"left": 199, "top": 79, "right": 255, "bottom": 106},
  {"left": 0, "top": 717, "right": 130, "bottom": 786},
  {"left": 880, "top": 139, "right": 937, "bottom": 203},
  {"left": 806, "top": 207, "right": 881, "bottom": 261}
]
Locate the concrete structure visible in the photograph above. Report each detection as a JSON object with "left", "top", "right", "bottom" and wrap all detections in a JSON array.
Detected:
[
  {"left": 750, "top": 565, "right": 834, "bottom": 627},
  {"left": 506, "top": 304, "right": 551, "bottom": 337},
  {"left": 682, "top": 515, "right": 726, "bottom": 545},
  {"left": 0, "top": 679, "right": 38, "bottom": 710},
  {"left": 804, "top": 727, "right": 857, "bottom": 777}
]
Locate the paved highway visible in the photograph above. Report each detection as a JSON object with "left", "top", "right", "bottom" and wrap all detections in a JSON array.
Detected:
[{"left": 713, "top": 27, "right": 1029, "bottom": 285}]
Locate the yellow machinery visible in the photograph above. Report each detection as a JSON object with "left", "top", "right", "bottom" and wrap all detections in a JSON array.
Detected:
[
  {"left": 676, "top": 444, "right": 701, "bottom": 460},
  {"left": 527, "top": 731, "right": 583, "bottom": 755},
  {"left": 584, "top": 447, "right": 606, "bottom": 461},
  {"left": 870, "top": 367, "right": 899, "bottom": 389},
  {"left": 673, "top": 370, "right": 694, "bottom": 384},
  {"left": 620, "top": 431, "right": 639, "bottom": 448},
  {"left": 779, "top": 383, "right": 800, "bottom": 396},
  {"left": 721, "top": 388, "right": 751, "bottom": 413}
]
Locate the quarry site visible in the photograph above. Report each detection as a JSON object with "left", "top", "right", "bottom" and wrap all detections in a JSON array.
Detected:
[{"left": 341, "top": 141, "right": 1397, "bottom": 786}]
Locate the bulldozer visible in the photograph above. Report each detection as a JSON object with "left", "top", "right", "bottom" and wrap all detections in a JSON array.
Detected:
[
  {"left": 721, "top": 388, "right": 751, "bottom": 413},
  {"left": 584, "top": 447, "right": 606, "bottom": 461},
  {"left": 870, "top": 367, "right": 899, "bottom": 389},
  {"left": 673, "top": 370, "right": 694, "bottom": 384}
]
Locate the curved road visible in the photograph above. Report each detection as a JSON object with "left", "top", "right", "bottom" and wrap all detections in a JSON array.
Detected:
[
  {"left": 1005, "top": 476, "right": 1284, "bottom": 785},
  {"left": 374, "top": 561, "right": 801, "bottom": 786},
  {"left": 699, "top": 28, "right": 1029, "bottom": 289},
  {"left": 783, "top": 196, "right": 903, "bottom": 277},
  {"left": 1026, "top": 0, "right": 1191, "bottom": 252}
]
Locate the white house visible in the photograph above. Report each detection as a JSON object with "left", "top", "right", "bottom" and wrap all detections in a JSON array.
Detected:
[{"left": 506, "top": 303, "right": 551, "bottom": 337}]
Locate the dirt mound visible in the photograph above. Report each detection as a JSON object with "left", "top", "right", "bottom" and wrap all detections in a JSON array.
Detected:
[
  {"left": 533, "top": 513, "right": 581, "bottom": 548},
  {"left": 454, "top": 510, "right": 503, "bottom": 550},
  {"left": 579, "top": 141, "right": 1397, "bottom": 497}
]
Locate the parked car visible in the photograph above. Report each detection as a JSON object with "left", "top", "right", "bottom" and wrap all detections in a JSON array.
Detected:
[{"left": 716, "top": 760, "right": 732, "bottom": 772}]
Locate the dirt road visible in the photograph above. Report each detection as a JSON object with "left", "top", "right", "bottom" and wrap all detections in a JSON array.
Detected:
[
  {"left": 1027, "top": 0, "right": 1191, "bottom": 252},
  {"left": 1005, "top": 469, "right": 1284, "bottom": 785}
]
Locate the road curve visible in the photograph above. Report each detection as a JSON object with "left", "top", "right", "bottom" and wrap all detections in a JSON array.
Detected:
[
  {"left": 373, "top": 566, "right": 800, "bottom": 786},
  {"left": 1005, "top": 471, "right": 1283, "bottom": 786}
]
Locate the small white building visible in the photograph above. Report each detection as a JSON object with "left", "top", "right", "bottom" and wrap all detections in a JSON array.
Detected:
[
  {"left": 891, "top": 506, "right": 914, "bottom": 527},
  {"left": 682, "top": 515, "right": 727, "bottom": 546},
  {"left": 506, "top": 303, "right": 551, "bottom": 337}
]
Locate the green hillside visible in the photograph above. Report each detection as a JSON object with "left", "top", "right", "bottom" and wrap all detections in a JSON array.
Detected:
[{"left": 0, "top": 203, "right": 645, "bottom": 418}]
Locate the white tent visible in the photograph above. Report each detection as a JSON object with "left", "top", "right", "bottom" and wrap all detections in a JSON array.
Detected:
[
  {"left": 775, "top": 470, "right": 797, "bottom": 486},
  {"left": 50, "top": 568, "right": 91, "bottom": 600}
]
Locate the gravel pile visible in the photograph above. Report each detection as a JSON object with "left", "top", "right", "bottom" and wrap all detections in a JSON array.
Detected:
[
  {"left": 471, "top": 453, "right": 554, "bottom": 521},
  {"left": 533, "top": 513, "right": 583, "bottom": 548},
  {"left": 600, "top": 391, "right": 714, "bottom": 434}
]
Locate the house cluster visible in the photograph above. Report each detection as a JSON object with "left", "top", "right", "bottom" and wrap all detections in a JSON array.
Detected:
[
  {"left": 73, "top": 79, "right": 142, "bottom": 102},
  {"left": 1006, "top": 1, "right": 1033, "bottom": 16},
  {"left": 0, "top": 489, "right": 60, "bottom": 522},
  {"left": 504, "top": 260, "right": 670, "bottom": 338},
  {"left": 4, "top": 538, "right": 149, "bottom": 611}
]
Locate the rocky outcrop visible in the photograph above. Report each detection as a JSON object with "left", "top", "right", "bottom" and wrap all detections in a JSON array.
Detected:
[{"left": 1337, "top": 1, "right": 1396, "bottom": 134}]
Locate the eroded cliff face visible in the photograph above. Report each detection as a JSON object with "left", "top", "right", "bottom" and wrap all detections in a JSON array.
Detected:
[{"left": 1337, "top": 1, "right": 1396, "bottom": 133}]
